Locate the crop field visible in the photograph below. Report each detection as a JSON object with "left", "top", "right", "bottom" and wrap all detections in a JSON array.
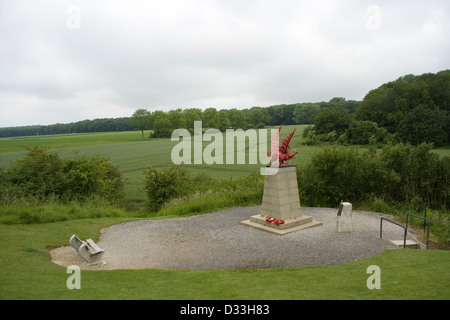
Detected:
[
  {"left": 0, "top": 126, "right": 323, "bottom": 200},
  {"left": 1, "top": 126, "right": 449, "bottom": 201},
  {"left": 0, "top": 131, "right": 140, "bottom": 153}
]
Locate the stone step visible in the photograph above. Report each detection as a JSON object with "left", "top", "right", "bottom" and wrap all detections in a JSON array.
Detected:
[
  {"left": 240, "top": 218, "right": 322, "bottom": 235},
  {"left": 249, "top": 214, "right": 313, "bottom": 230},
  {"left": 390, "top": 240, "right": 420, "bottom": 249}
]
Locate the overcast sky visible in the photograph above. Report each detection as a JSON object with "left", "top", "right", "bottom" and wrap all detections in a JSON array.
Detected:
[{"left": 0, "top": 0, "right": 449, "bottom": 127}]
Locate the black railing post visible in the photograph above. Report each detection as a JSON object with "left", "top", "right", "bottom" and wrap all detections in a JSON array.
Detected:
[
  {"left": 406, "top": 213, "right": 430, "bottom": 249},
  {"left": 380, "top": 217, "right": 407, "bottom": 248}
]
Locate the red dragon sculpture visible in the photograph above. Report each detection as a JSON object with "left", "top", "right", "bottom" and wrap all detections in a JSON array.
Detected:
[{"left": 268, "top": 125, "right": 298, "bottom": 167}]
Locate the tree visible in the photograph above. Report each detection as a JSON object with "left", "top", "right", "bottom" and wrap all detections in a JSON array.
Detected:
[
  {"left": 355, "top": 70, "right": 450, "bottom": 133},
  {"left": 168, "top": 109, "right": 187, "bottom": 131},
  {"left": 279, "top": 104, "right": 296, "bottom": 125},
  {"left": 226, "top": 109, "right": 247, "bottom": 129},
  {"left": 218, "top": 110, "right": 231, "bottom": 131},
  {"left": 328, "top": 97, "right": 347, "bottom": 108},
  {"left": 152, "top": 111, "right": 171, "bottom": 138},
  {"left": 346, "top": 120, "right": 385, "bottom": 145},
  {"left": 130, "top": 109, "right": 152, "bottom": 140},
  {"left": 247, "top": 107, "right": 271, "bottom": 128},
  {"left": 202, "top": 108, "right": 220, "bottom": 129},
  {"left": 428, "top": 70, "right": 450, "bottom": 111},
  {"left": 314, "top": 107, "right": 353, "bottom": 135},
  {"left": 267, "top": 104, "right": 296, "bottom": 125},
  {"left": 396, "top": 104, "right": 449, "bottom": 146},
  {"left": 183, "top": 108, "right": 202, "bottom": 132},
  {"left": 293, "top": 103, "right": 320, "bottom": 124}
]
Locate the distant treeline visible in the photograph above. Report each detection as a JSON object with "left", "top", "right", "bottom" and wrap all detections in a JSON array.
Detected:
[
  {"left": 0, "top": 99, "right": 359, "bottom": 138},
  {"left": 0, "top": 117, "right": 134, "bottom": 138},
  {"left": 129, "top": 98, "right": 358, "bottom": 139}
]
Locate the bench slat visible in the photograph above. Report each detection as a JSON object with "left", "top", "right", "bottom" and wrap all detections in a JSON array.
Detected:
[{"left": 86, "top": 239, "right": 104, "bottom": 254}]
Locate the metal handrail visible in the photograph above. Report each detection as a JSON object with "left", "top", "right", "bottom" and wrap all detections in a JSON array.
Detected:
[
  {"left": 406, "top": 214, "right": 430, "bottom": 249},
  {"left": 427, "top": 240, "right": 450, "bottom": 250},
  {"left": 380, "top": 214, "right": 448, "bottom": 250},
  {"left": 380, "top": 217, "right": 407, "bottom": 248}
]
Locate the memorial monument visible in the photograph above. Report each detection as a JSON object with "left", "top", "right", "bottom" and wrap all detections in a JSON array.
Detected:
[
  {"left": 241, "top": 125, "right": 322, "bottom": 235},
  {"left": 337, "top": 200, "right": 352, "bottom": 233}
]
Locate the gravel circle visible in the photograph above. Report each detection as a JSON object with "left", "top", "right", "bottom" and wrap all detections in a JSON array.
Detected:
[{"left": 50, "top": 206, "right": 409, "bottom": 270}]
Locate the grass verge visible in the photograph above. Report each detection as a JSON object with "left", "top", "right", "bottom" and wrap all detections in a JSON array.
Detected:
[{"left": 0, "top": 218, "right": 449, "bottom": 300}]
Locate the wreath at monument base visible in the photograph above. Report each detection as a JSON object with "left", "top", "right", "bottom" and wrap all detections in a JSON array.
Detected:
[{"left": 265, "top": 217, "right": 285, "bottom": 225}]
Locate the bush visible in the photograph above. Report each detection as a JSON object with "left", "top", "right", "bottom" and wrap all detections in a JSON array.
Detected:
[
  {"left": 396, "top": 105, "right": 449, "bottom": 146},
  {"left": 380, "top": 143, "right": 449, "bottom": 209},
  {"left": 144, "top": 166, "right": 264, "bottom": 214},
  {"left": 63, "top": 156, "right": 124, "bottom": 201},
  {"left": 297, "top": 147, "right": 393, "bottom": 207},
  {"left": 297, "top": 144, "right": 449, "bottom": 210},
  {"left": 6, "top": 146, "right": 65, "bottom": 197},
  {"left": 0, "top": 146, "right": 125, "bottom": 203},
  {"left": 144, "top": 165, "right": 191, "bottom": 211},
  {"left": 346, "top": 120, "right": 386, "bottom": 145},
  {"left": 314, "top": 107, "right": 353, "bottom": 136}
]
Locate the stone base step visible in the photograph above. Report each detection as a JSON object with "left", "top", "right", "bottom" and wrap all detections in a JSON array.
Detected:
[
  {"left": 240, "top": 215, "right": 322, "bottom": 235},
  {"left": 250, "top": 214, "right": 314, "bottom": 230},
  {"left": 390, "top": 240, "right": 420, "bottom": 249}
]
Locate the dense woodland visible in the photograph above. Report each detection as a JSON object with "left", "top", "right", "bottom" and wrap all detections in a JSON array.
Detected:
[{"left": 1, "top": 70, "right": 449, "bottom": 146}]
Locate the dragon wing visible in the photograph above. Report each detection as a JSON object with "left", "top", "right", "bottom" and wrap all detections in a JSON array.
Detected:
[
  {"left": 270, "top": 125, "right": 283, "bottom": 163},
  {"left": 279, "top": 127, "right": 297, "bottom": 153}
]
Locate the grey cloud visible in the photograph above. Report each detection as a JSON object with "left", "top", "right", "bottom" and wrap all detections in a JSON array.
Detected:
[{"left": 0, "top": 0, "right": 449, "bottom": 127}]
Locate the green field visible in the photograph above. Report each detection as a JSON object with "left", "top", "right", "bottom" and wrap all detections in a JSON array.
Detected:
[
  {"left": 0, "top": 131, "right": 140, "bottom": 153},
  {"left": 1, "top": 128, "right": 449, "bottom": 301},
  {"left": 0, "top": 126, "right": 321, "bottom": 200},
  {"left": 1, "top": 127, "right": 448, "bottom": 201}
]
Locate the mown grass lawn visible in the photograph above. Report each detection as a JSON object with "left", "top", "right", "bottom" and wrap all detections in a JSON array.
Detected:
[{"left": 1, "top": 217, "right": 449, "bottom": 300}]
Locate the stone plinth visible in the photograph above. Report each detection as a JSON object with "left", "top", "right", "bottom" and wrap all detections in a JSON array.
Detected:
[
  {"left": 261, "top": 166, "right": 302, "bottom": 220},
  {"left": 240, "top": 166, "right": 322, "bottom": 235}
]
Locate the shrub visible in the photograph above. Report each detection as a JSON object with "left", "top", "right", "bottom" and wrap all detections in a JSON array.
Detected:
[
  {"left": 6, "top": 146, "right": 65, "bottom": 197},
  {"left": 144, "top": 166, "right": 264, "bottom": 214},
  {"left": 314, "top": 107, "right": 353, "bottom": 136},
  {"left": 63, "top": 156, "right": 124, "bottom": 201},
  {"left": 144, "top": 165, "right": 191, "bottom": 211},
  {"left": 297, "top": 144, "right": 449, "bottom": 210},
  {"left": 297, "top": 147, "right": 393, "bottom": 207},
  {"left": 396, "top": 105, "right": 449, "bottom": 146},
  {"left": 380, "top": 143, "right": 449, "bottom": 209},
  {"left": 0, "top": 146, "right": 125, "bottom": 203},
  {"left": 346, "top": 120, "right": 385, "bottom": 145}
]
